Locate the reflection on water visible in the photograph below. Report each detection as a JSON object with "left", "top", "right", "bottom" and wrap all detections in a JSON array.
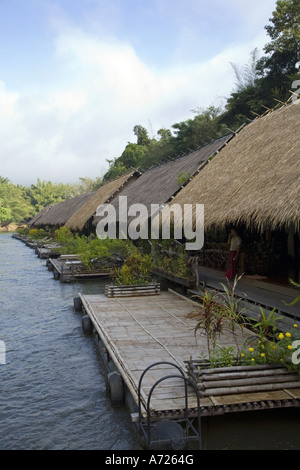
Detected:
[{"left": 1, "top": 232, "right": 300, "bottom": 450}]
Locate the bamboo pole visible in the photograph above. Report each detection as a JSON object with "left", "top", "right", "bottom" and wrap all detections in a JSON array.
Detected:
[
  {"left": 198, "top": 363, "right": 284, "bottom": 374},
  {"left": 200, "top": 368, "right": 297, "bottom": 382},
  {"left": 198, "top": 374, "right": 300, "bottom": 390},
  {"left": 200, "top": 381, "right": 300, "bottom": 397}
]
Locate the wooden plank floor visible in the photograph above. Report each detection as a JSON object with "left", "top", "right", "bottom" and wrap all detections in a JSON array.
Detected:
[
  {"left": 193, "top": 266, "right": 300, "bottom": 320},
  {"left": 79, "top": 289, "right": 300, "bottom": 418}
]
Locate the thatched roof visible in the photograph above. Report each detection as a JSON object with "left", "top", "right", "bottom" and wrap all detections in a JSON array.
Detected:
[
  {"left": 65, "top": 171, "right": 140, "bottom": 232},
  {"left": 157, "top": 100, "right": 300, "bottom": 233},
  {"left": 93, "top": 134, "right": 234, "bottom": 227},
  {"left": 28, "top": 206, "right": 52, "bottom": 227},
  {"left": 29, "top": 192, "right": 94, "bottom": 228}
]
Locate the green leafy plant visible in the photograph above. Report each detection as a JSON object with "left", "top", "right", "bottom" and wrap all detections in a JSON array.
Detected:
[
  {"left": 151, "top": 239, "right": 190, "bottom": 279},
  {"left": 28, "top": 228, "right": 46, "bottom": 239},
  {"left": 188, "top": 290, "right": 224, "bottom": 359},
  {"left": 218, "top": 275, "right": 247, "bottom": 355},
  {"left": 209, "top": 346, "right": 236, "bottom": 368},
  {"left": 16, "top": 227, "right": 30, "bottom": 236},
  {"left": 251, "top": 307, "right": 283, "bottom": 341},
  {"left": 240, "top": 325, "right": 300, "bottom": 372},
  {"left": 177, "top": 171, "right": 193, "bottom": 185},
  {"left": 111, "top": 250, "right": 153, "bottom": 285}
]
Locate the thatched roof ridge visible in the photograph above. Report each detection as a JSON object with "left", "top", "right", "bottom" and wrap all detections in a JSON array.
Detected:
[
  {"left": 29, "top": 192, "right": 94, "bottom": 228},
  {"left": 65, "top": 171, "right": 141, "bottom": 231},
  {"left": 28, "top": 206, "right": 51, "bottom": 227},
  {"left": 93, "top": 134, "right": 234, "bottom": 226},
  {"left": 159, "top": 100, "right": 300, "bottom": 233}
]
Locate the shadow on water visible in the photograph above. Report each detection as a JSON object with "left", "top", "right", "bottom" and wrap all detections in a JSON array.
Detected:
[{"left": 1, "top": 233, "right": 300, "bottom": 450}]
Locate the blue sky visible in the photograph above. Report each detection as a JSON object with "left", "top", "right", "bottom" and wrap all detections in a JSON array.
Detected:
[{"left": 0, "top": 0, "right": 278, "bottom": 186}]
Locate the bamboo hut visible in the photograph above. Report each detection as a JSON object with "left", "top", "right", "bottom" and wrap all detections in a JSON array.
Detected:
[
  {"left": 28, "top": 192, "right": 93, "bottom": 229},
  {"left": 93, "top": 134, "right": 234, "bottom": 232},
  {"left": 28, "top": 205, "right": 52, "bottom": 227},
  {"left": 65, "top": 171, "right": 141, "bottom": 233},
  {"left": 156, "top": 100, "right": 300, "bottom": 282}
]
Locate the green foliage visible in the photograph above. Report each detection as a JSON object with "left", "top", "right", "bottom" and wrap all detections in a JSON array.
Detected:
[
  {"left": 240, "top": 325, "right": 300, "bottom": 372},
  {"left": 251, "top": 307, "right": 283, "bottom": 341},
  {"left": 177, "top": 172, "right": 193, "bottom": 185},
  {"left": 264, "top": 0, "right": 300, "bottom": 74},
  {"left": 16, "top": 227, "right": 30, "bottom": 236},
  {"left": 111, "top": 249, "right": 153, "bottom": 285},
  {"left": 209, "top": 346, "right": 237, "bottom": 368},
  {"left": 218, "top": 275, "right": 247, "bottom": 355},
  {"left": 79, "top": 238, "right": 128, "bottom": 269},
  {"left": 0, "top": 177, "right": 34, "bottom": 223},
  {"left": 151, "top": 240, "right": 190, "bottom": 279},
  {"left": 190, "top": 276, "right": 300, "bottom": 371},
  {"left": 188, "top": 290, "right": 224, "bottom": 357},
  {"left": 27, "top": 179, "right": 73, "bottom": 214},
  {"left": 54, "top": 226, "right": 75, "bottom": 245},
  {"left": 54, "top": 226, "right": 130, "bottom": 269},
  {"left": 28, "top": 228, "right": 47, "bottom": 239}
]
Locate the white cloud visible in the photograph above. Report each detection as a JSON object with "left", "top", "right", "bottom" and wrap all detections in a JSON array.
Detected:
[
  {"left": 0, "top": 81, "right": 20, "bottom": 123},
  {"left": 0, "top": 4, "right": 275, "bottom": 186}
]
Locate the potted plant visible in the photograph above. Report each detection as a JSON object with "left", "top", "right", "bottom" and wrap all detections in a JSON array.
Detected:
[{"left": 106, "top": 249, "right": 160, "bottom": 297}]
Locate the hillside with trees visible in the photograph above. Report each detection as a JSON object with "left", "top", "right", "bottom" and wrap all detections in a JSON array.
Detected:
[{"left": 0, "top": 0, "right": 299, "bottom": 225}]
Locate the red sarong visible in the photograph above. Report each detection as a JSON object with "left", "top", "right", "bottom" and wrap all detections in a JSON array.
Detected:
[{"left": 225, "top": 250, "right": 238, "bottom": 280}]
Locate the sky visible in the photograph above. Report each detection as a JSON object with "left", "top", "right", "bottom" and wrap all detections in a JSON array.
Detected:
[{"left": 0, "top": 0, "right": 278, "bottom": 186}]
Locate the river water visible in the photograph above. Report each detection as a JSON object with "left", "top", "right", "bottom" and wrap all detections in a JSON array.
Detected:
[
  {"left": 1, "top": 232, "right": 300, "bottom": 451},
  {"left": 0, "top": 232, "right": 139, "bottom": 450}
]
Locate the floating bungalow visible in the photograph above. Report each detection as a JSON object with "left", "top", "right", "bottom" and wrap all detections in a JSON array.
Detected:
[
  {"left": 93, "top": 134, "right": 234, "bottom": 234},
  {"left": 28, "top": 192, "right": 94, "bottom": 230},
  {"left": 29, "top": 172, "right": 140, "bottom": 233},
  {"left": 65, "top": 171, "right": 141, "bottom": 234},
  {"left": 155, "top": 100, "right": 300, "bottom": 292}
]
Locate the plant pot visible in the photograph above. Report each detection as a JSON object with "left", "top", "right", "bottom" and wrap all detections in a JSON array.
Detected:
[
  {"left": 185, "top": 359, "right": 300, "bottom": 397},
  {"left": 105, "top": 282, "right": 160, "bottom": 298}
]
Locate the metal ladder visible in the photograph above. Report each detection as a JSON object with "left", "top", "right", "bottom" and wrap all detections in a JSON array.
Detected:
[{"left": 137, "top": 361, "right": 202, "bottom": 450}]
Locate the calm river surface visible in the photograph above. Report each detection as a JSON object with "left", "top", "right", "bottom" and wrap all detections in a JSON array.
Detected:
[
  {"left": 0, "top": 232, "right": 139, "bottom": 450},
  {"left": 1, "top": 232, "right": 300, "bottom": 450}
]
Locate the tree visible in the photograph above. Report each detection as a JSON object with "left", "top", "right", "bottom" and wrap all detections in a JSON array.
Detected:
[
  {"left": 172, "top": 106, "right": 228, "bottom": 155},
  {"left": 230, "top": 48, "right": 261, "bottom": 91},
  {"left": 0, "top": 178, "right": 34, "bottom": 223},
  {"left": 255, "top": 0, "right": 300, "bottom": 101},
  {"left": 264, "top": 0, "right": 300, "bottom": 74},
  {"left": 27, "top": 179, "right": 72, "bottom": 214},
  {"left": 133, "top": 125, "right": 151, "bottom": 146}
]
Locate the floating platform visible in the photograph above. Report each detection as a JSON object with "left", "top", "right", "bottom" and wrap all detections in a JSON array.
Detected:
[
  {"left": 76, "top": 289, "right": 300, "bottom": 421},
  {"left": 36, "top": 245, "right": 61, "bottom": 259},
  {"left": 48, "top": 256, "right": 113, "bottom": 282}
]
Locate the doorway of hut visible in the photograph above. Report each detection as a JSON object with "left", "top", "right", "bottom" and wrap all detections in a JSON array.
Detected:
[{"left": 199, "top": 224, "right": 300, "bottom": 288}]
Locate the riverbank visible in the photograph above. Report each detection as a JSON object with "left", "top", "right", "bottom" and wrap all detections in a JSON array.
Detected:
[{"left": 0, "top": 223, "right": 27, "bottom": 232}]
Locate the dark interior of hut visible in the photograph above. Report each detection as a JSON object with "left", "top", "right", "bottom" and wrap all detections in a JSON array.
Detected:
[{"left": 201, "top": 225, "right": 300, "bottom": 287}]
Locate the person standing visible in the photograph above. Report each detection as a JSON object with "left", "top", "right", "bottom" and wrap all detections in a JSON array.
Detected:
[{"left": 225, "top": 227, "right": 242, "bottom": 280}]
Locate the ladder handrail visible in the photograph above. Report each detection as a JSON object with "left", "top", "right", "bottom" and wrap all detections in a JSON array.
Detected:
[{"left": 137, "top": 361, "right": 202, "bottom": 450}]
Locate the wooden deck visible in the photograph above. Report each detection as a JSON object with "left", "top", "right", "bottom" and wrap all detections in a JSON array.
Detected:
[
  {"left": 191, "top": 266, "right": 300, "bottom": 325},
  {"left": 78, "top": 289, "right": 300, "bottom": 420},
  {"left": 48, "top": 257, "right": 111, "bottom": 282}
]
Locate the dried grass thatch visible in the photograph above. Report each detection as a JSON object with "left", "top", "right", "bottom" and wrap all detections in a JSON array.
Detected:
[
  {"left": 93, "top": 134, "right": 234, "bottom": 227},
  {"left": 28, "top": 206, "right": 52, "bottom": 227},
  {"left": 65, "top": 171, "right": 140, "bottom": 232},
  {"left": 157, "top": 100, "right": 300, "bottom": 233},
  {"left": 29, "top": 192, "right": 94, "bottom": 228}
]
